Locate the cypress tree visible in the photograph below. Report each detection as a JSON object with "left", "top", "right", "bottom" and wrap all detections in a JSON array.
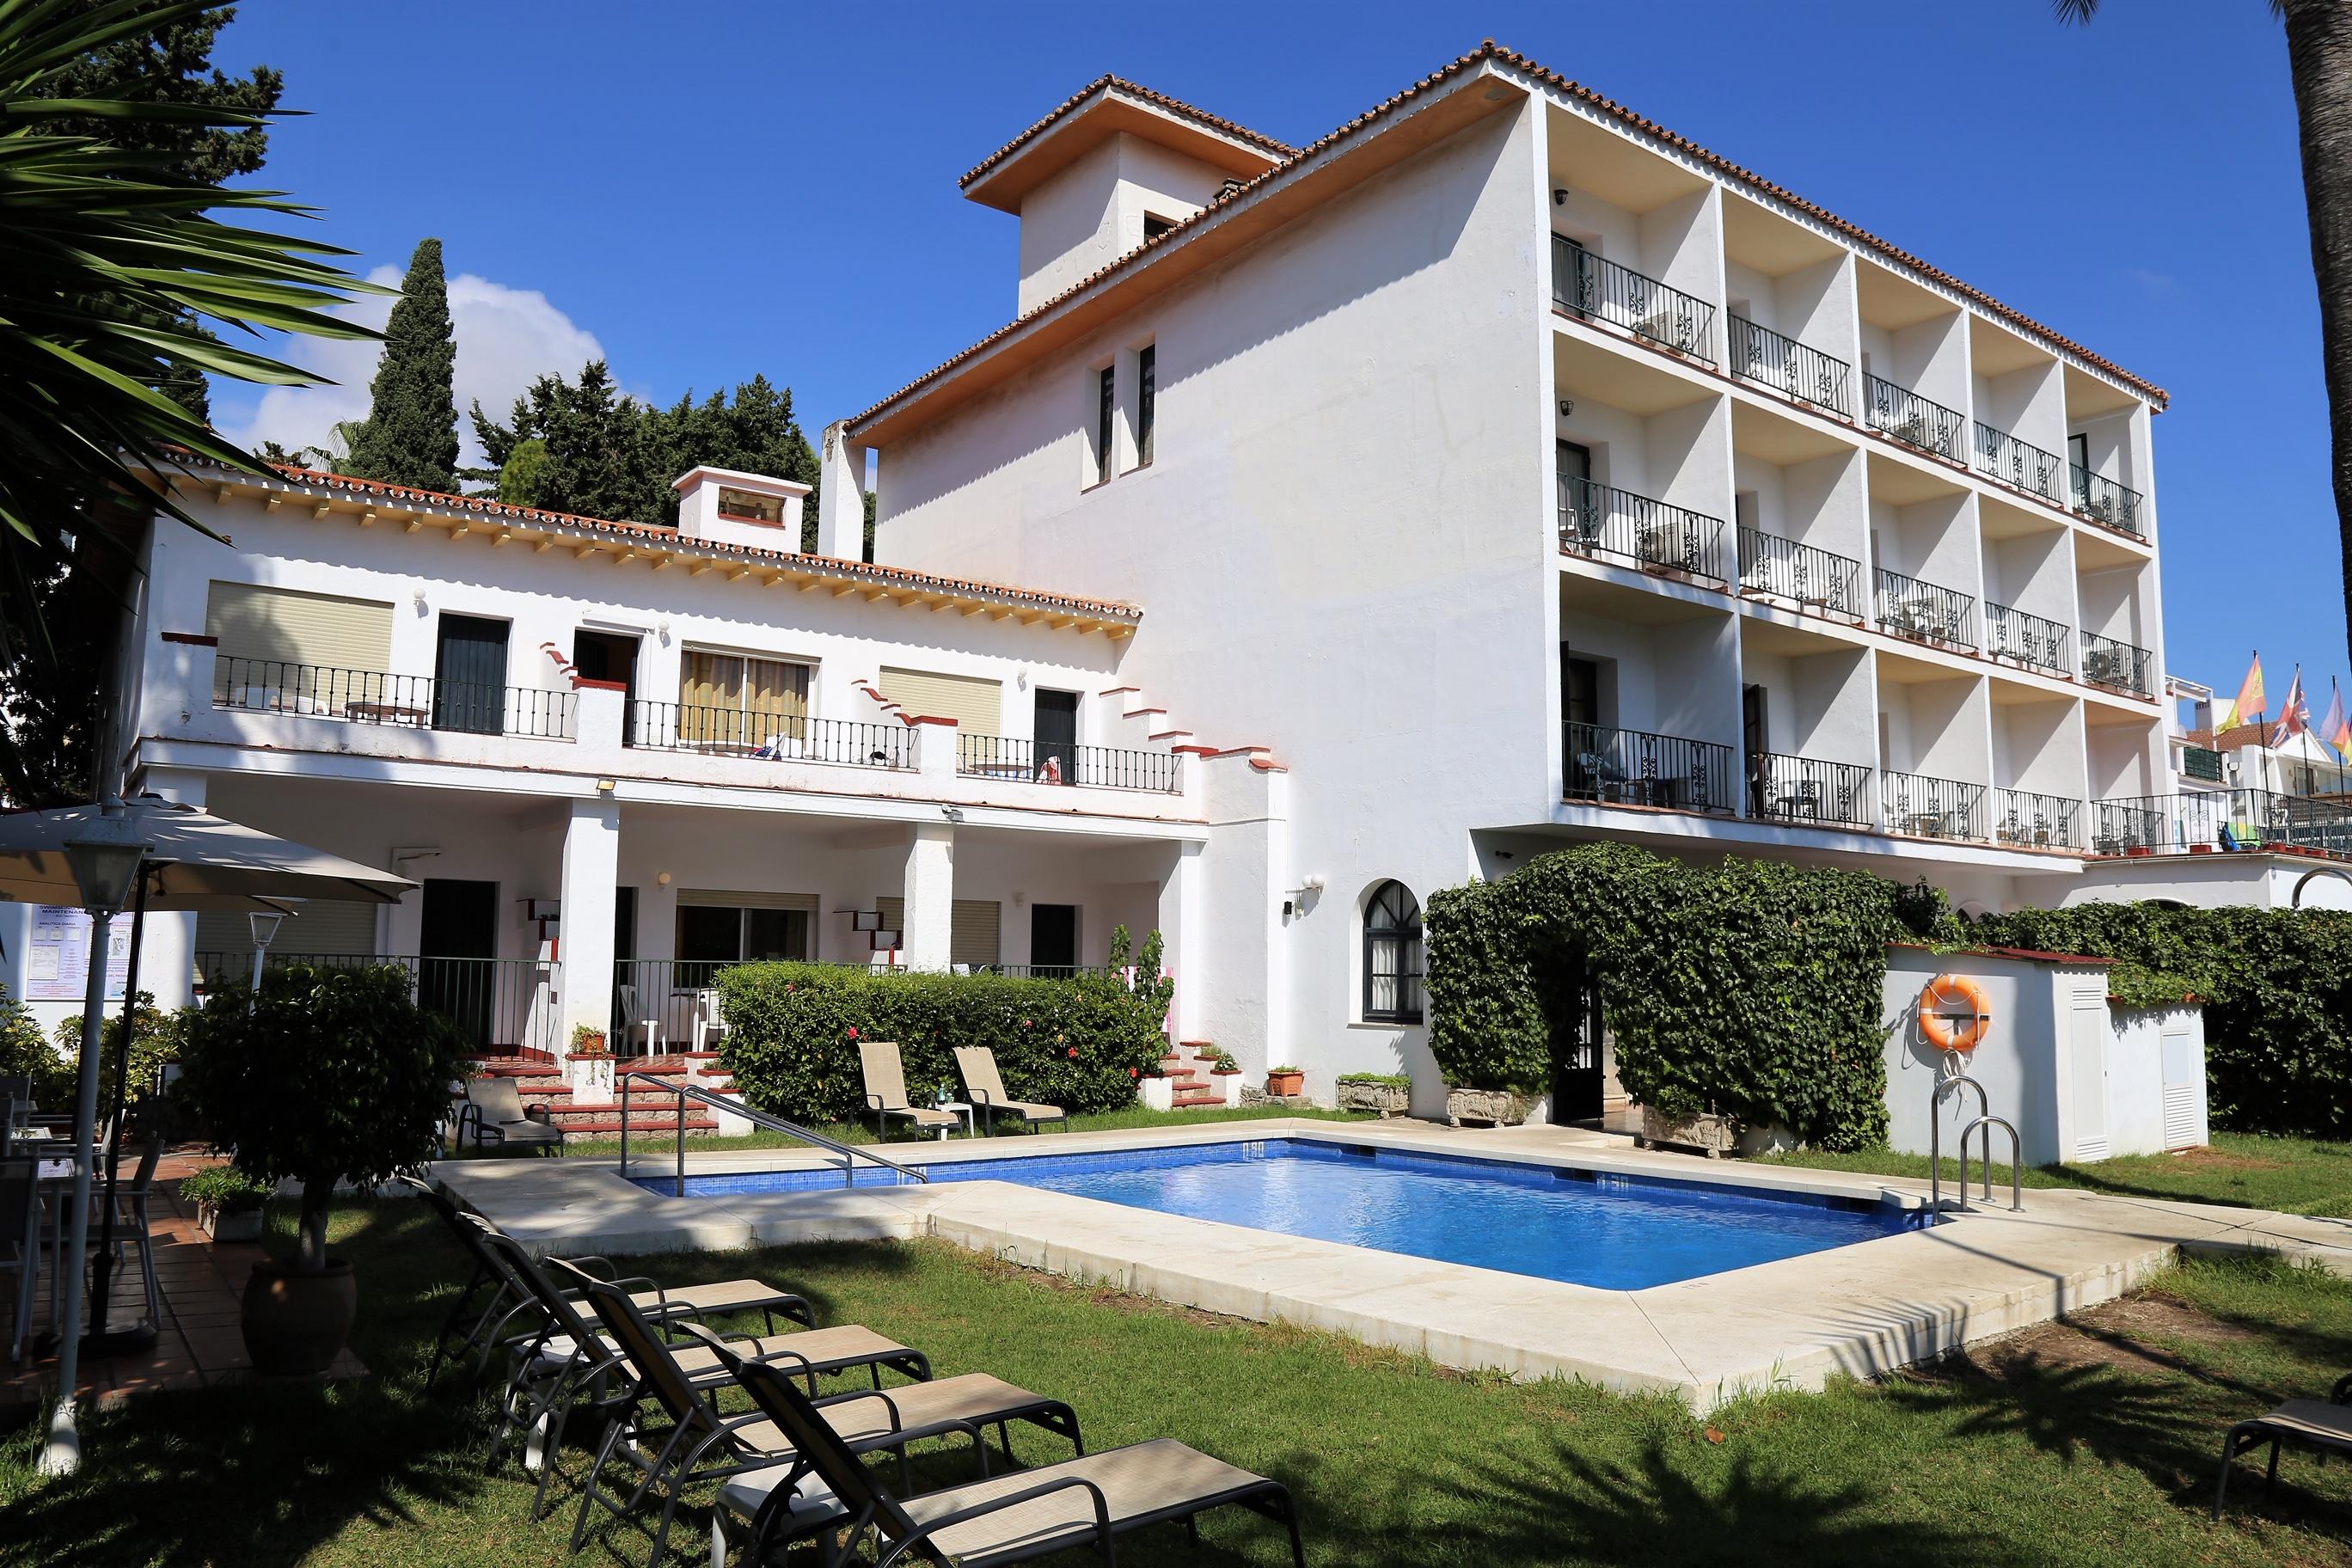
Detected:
[{"left": 345, "top": 236, "right": 460, "bottom": 492}]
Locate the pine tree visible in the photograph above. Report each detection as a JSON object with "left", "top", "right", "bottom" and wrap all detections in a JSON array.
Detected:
[{"left": 344, "top": 236, "right": 460, "bottom": 492}]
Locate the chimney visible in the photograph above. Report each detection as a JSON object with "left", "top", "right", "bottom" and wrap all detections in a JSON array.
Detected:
[{"left": 671, "top": 466, "right": 811, "bottom": 551}]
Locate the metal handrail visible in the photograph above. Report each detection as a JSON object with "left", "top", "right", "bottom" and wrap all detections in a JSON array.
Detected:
[
  {"left": 1959, "top": 1113, "right": 2024, "bottom": 1213},
  {"left": 1929, "top": 1072, "right": 2023, "bottom": 1214},
  {"left": 615, "top": 1070, "right": 928, "bottom": 1197}
]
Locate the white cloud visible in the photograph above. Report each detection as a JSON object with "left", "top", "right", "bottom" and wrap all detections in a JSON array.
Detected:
[{"left": 220, "top": 266, "right": 605, "bottom": 473}]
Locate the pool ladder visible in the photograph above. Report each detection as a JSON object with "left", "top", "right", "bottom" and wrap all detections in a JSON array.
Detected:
[{"left": 1929, "top": 1072, "right": 2023, "bottom": 1214}]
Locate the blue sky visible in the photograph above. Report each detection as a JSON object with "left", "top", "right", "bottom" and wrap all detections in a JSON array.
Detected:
[{"left": 205, "top": 0, "right": 2342, "bottom": 716}]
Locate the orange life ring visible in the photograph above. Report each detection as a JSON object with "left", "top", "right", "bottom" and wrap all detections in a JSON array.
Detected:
[{"left": 1918, "top": 973, "right": 1992, "bottom": 1053}]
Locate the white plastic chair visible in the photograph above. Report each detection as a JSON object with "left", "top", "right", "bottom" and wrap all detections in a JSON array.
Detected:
[
  {"left": 617, "top": 984, "right": 662, "bottom": 1056},
  {"left": 689, "top": 989, "right": 728, "bottom": 1052}
]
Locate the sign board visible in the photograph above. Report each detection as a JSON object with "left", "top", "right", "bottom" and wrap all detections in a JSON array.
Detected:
[{"left": 26, "top": 905, "right": 135, "bottom": 1003}]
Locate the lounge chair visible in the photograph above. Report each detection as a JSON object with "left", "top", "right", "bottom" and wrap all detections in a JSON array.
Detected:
[
  {"left": 2213, "top": 1373, "right": 2352, "bottom": 1518},
  {"left": 952, "top": 1047, "right": 1067, "bottom": 1136},
  {"left": 456, "top": 1076, "right": 565, "bottom": 1156},
  {"left": 858, "top": 1042, "right": 960, "bottom": 1141},
  {"left": 692, "top": 1327, "right": 1305, "bottom": 1568},
  {"left": 566, "top": 1279, "right": 1082, "bottom": 1568}
]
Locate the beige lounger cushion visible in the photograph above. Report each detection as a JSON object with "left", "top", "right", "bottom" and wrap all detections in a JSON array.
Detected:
[
  {"left": 952, "top": 1047, "right": 1066, "bottom": 1121},
  {"left": 860, "top": 1040, "right": 957, "bottom": 1124},
  {"left": 732, "top": 1372, "right": 1047, "bottom": 1452},
  {"left": 893, "top": 1104, "right": 960, "bottom": 1127},
  {"left": 907, "top": 1438, "right": 1270, "bottom": 1559},
  {"left": 994, "top": 1099, "right": 1064, "bottom": 1122},
  {"left": 2252, "top": 1400, "right": 2352, "bottom": 1443},
  {"left": 530, "top": 1323, "right": 910, "bottom": 1380},
  {"left": 632, "top": 1277, "right": 802, "bottom": 1317}
]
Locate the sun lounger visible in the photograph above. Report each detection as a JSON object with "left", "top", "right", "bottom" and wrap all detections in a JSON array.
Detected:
[
  {"left": 859, "top": 1041, "right": 960, "bottom": 1140},
  {"left": 456, "top": 1076, "right": 565, "bottom": 1155},
  {"left": 952, "top": 1046, "right": 1067, "bottom": 1135},
  {"left": 2213, "top": 1373, "right": 2352, "bottom": 1518}
]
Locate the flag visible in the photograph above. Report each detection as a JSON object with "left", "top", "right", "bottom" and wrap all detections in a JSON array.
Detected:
[
  {"left": 2272, "top": 666, "right": 2311, "bottom": 746},
  {"left": 2217, "top": 652, "right": 2264, "bottom": 731},
  {"left": 2325, "top": 680, "right": 2352, "bottom": 765}
]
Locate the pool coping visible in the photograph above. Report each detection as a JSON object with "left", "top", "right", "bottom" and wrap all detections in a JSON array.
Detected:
[{"left": 432, "top": 1118, "right": 2352, "bottom": 1414}]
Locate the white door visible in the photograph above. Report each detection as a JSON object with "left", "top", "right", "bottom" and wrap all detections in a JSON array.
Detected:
[
  {"left": 2160, "top": 1027, "right": 2200, "bottom": 1150},
  {"left": 2068, "top": 999, "right": 2110, "bottom": 1162}
]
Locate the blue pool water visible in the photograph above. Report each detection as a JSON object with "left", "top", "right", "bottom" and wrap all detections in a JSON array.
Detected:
[{"left": 643, "top": 1140, "right": 1926, "bottom": 1290}]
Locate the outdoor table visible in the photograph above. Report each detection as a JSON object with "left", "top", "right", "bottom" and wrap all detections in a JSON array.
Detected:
[
  {"left": 345, "top": 701, "right": 427, "bottom": 726},
  {"left": 932, "top": 1101, "right": 974, "bottom": 1139}
]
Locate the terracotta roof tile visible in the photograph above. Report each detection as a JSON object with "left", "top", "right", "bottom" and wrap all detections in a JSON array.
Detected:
[
  {"left": 960, "top": 74, "right": 1295, "bottom": 190},
  {"left": 854, "top": 42, "right": 2165, "bottom": 433}
]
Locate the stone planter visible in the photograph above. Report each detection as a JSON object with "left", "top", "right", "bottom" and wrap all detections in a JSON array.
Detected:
[
  {"left": 564, "top": 1053, "right": 615, "bottom": 1099},
  {"left": 1138, "top": 1075, "right": 1174, "bottom": 1112},
  {"left": 198, "top": 1202, "right": 264, "bottom": 1244},
  {"left": 1213, "top": 1069, "right": 1243, "bottom": 1107},
  {"left": 1637, "top": 1107, "right": 1799, "bottom": 1159},
  {"left": 1443, "top": 1086, "right": 1538, "bottom": 1128},
  {"left": 1335, "top": 1081, "right": 1410, "bottom": 1118}
]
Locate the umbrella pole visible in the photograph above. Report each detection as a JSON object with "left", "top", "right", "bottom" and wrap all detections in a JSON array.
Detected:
[
  {"left": 84, "top": 873, "right": 156, "bottom": 1357},
  {"left": 40, "top": 904, "right": 114, "bottom": 1476}
]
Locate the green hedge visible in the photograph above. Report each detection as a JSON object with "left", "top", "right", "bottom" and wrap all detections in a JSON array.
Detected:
[
  {"left": 1427, "top": 843, "right": 1925, "bottom": 1150},
  {"left": 1967, "top": 903, "right": 2352, "bottom": 1138},
  {"left": 718, "top": 932, "right": 1173, "bottom": 1129}
]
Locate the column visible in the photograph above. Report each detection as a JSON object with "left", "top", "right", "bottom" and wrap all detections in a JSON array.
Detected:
[
  {"left": 556, "top": 797, "right": 620, "bottom": 1057},
  {"left": 901, "top": 821, "right": 954, "bottom": 970},
  {"left": 817, "top": 421, "right": 867, "bottom": 560},
  {"left": 138, "top": 768, "right": 207, "bottom": 1011},
  {"left": 1156, "top": 840, "right": 1204, "bottom": 1042}
]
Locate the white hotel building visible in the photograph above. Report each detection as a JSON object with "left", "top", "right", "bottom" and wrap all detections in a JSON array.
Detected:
[{"left": 85, "top": 43, "right": 2203, "bottom": 1122}]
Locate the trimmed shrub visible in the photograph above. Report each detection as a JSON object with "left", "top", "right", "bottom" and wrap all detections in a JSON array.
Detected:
[{"left": 719, "top": 933, "right": 1173, "bottom": 1128}]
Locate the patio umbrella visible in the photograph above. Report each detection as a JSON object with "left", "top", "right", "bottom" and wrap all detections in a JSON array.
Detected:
[{"left": 0, "top": 797, "right": 413, "bottom": 1474}]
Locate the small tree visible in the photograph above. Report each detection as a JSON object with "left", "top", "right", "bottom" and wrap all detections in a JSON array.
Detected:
[
  {"left": 344, "top": 236, "right": 461, "bottom": 493},
  {"left": 175, "top": 963, "right": 464, "bottom": 1272}
]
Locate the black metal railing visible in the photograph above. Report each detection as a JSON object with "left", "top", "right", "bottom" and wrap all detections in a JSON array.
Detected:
[
  {"left": 213, "top": 657, "right": 575, "bottom": 739},
  {"left": 1880, "top": 770, "right": 1988, "bottom": 842},
  {"left": 1749, "top": 753, "right": 1875, "bottom": 829},
  {"left": 1551, "top": 236, "right": 1717, "bottom": 364},
  {"left": 2070, "top": 465, "right": 2146, "bottom": 536},
  {"left": 1728, "top": 315, "right": 1849, "bottom": 413},
  {"left": 1558, "top": 475, "right": 1728, "bottom": 584},
  {"left": 194, "top": 952, "right": 560, "bottom": 1054},
  {"left": 1864, "top": 374, "right": 1965, "bottom": 461},
  {"left": 1994, "top": 787, "right": 2082, "bottom": 850},
  {"left": 2080, "top": 632, "right": 2153, "bottom": 695},
  {"left": 1563, "top": 721, "right": 1735, "bottom": 814},
  {"left": 955, "top": 734, "right": 1182, "bottom": 793},
  {"left": 1972, "top": 423, "right": 2061, "bottom": 504},
  {"left": 627, "top": 701, "right": 915, "bottom": 768},
  {"left": 2094, "top": 790, "right": 2352, "bottom": 856},
  {"left": 1985, "top": 603, "right": 2073, "bottom": 676},
  {"left": 1875, "top": 568, "right": 1978, "bottom": 649},
  {"left": 1736, "top": 528, "right": 1862, "bottom": 617},
  {"left": 2183, "top": 745, "right": 2225, "bottom": 783}
]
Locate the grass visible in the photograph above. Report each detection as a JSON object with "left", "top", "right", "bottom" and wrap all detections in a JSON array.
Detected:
[
  {"left": 546, "top": 1101, "right": 1373, "bottom": 1161},
  {"left": 0, "top": 1192, "right": 2346, "bottom": 1566},
  {"left": 1749, "top": 1130, "right": 2352, "bottom": 1217}
]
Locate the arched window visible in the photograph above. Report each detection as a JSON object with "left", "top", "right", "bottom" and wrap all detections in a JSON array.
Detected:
[{"left": 1363, "top": 881, "right": 1424, "bottom": 1024}]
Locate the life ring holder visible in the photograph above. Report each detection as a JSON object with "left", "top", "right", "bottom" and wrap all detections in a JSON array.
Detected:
[{"left": 1918, "top": 973, "right": 1992, "bottom": 1056}]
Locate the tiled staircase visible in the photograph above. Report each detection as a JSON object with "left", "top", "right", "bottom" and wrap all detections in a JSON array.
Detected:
[
  {"left": 462, "top": 1050, "right": 747, "bottom": 1142},
  {"left": 1161, "top": 1040, "right": 1232, "bottom": 1109}
]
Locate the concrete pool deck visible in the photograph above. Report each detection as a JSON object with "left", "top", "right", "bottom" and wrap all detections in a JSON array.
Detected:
[{"left": 432, "top": 1118, "right": 2352, "bottom": 1414}]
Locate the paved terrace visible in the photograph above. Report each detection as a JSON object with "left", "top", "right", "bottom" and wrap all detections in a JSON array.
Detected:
[{"left": 435, "top": 1119, "right": 2352, "bottom": 1416}]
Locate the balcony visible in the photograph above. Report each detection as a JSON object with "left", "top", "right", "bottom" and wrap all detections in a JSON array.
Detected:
[
  {"left": 1971, "top": 423, "right": 2061, "bottom": 505},
  {"left": 1559, "top": 476, "right": 1728, "bottom": 585},
  {"left": 1864, "top": 374, "right": 1965, "bottom": 462},
  {"left": 2070, "top": 466, "right": 2146, "bottom": 536},
  {"left": 1749, "top": 753, "right": 1874, "bottom": 829},
  {"left": 1736, "top": 529, "right": 1862, "bottom": 618},
  {"left": 1875, "top": 568, "right": 1978, "bottom": 651},
  {"left": 1993, "top": 787, "right": 2081, "bottom": 850},
  {"left": 628, "top": 701, "right": 915, "bottom": 768},
  {"left": 212, "top": 657, "right": 575, "bottom": 738},
  {"left": 1728, "top": 315, "right": 1849, "bottom": 414},
  {"left": 1984, "top": 603, "right": 2072, "bottom": 677},
  {"left": 1881, "top": 769, "right": 1988, "bottom": 842},
  {"left": 2093, "top": 790, "right": 2352, "bottom": 855},
  {"left": 1551, "top": 236, "right": 1717, "bottom": 365},
  {"left": 1563, "top": 721, "right": 1736, "bottom": 813},
  {"left": 2080, "top": 632, "right": 2153, "bottom": 696},
  {"left": 957, "top": 734, "right": 1182, "bottom": 793}
]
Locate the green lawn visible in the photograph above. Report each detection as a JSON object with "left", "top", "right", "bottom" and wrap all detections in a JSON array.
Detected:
[
  {"left": 1749, "top": 1130, "right": 2352, "bottom": 1218},
  {"left": 1, "top": 1191, "right": 2347, "bottom": 1566},
  {"left": 545, "top": 1101, "right": 1373, "bottom": 1161}
]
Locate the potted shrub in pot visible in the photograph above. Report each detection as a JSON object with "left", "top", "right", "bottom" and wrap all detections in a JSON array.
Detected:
[
  {"left": 180, "top": 1165, "right": 271, "bottom": 1243},
  {"left": 1137, "top": 1064, "right": 1173, "bottom": 1112},
  {"left": 565, "top": 1022, "right": 613, "bottom": 1098},
  {"left": 1335, "top": 1072, "right": 1411, "bottom": 1117},
  {"left": 1265, "top": 1064, "right": 1305, "bottom": 1097},
  {"left": 175, "top": 961, "right": 465, "bottom": 1376},
  {"left": 1210, "top": 1049, "right": 1244, "bottom": 1107}
]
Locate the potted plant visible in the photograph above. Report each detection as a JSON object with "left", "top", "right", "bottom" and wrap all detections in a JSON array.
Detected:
[
  {"left": 180, "top": 1165, "right": 272, "bottom": 1243},
  {"left": 1335, "top": 1072, "right": 1411, "bottom": 1117},
  {"left": 175, "top": 961, "right": 465, "bottom": 1375},
  {"left": 1137, "top": 1064, "right": 1173, "bottom": 1113},
  {"left": 1210, "top": 1048, "right": 1244, "bottom": 1107},
  {"left": 1265, "top": 1064, "right": 1305, "bottom": 1097},
  {"left": 566, "top": 1021, "right": 614, "bottom": 1098},
  {"left": 1442, "top": 1084, "right": 1540, "bottom": 1127}
]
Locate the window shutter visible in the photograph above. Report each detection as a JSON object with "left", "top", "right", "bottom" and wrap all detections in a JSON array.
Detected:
[
  {"left": 878, "top": 667, "right": 1002, "bottom": 737},
  {"left": 195, "top": 899, "right": 378, "bottom": 959},
  {"left": 873, "top": 897, "right": 999, "bottom": 966},
  {"left": 205, "top": 582, "right": 394, "bottom": 672},
  {"left": 675, "top": 889, "right": 818, "bottom": 912}
]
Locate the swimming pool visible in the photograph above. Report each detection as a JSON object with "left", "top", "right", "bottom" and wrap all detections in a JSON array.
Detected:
[{"left": 640, "top": 1138, "right": 1926, "bottom": 1290}]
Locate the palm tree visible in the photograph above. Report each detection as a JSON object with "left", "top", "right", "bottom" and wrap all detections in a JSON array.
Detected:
[
  {"left": 0, "top": 0, "right": 383, "bottom": 799},
  {"left": 2058, "top": 1, "right": 2352, "bottom": 665}
]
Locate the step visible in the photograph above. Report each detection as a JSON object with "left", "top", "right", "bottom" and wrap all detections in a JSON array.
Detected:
[
  {"left": 554, "top": 1114, "right": 721, "bottom": 1136},
  {"left": 1172, "top": 1093, "right": 1227, "bottom": 1108},
  {"left": 549, "top": 1100, "right": 720, "bottom": 1124}
]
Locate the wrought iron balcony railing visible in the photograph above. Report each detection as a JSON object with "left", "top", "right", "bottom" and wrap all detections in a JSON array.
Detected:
[
  {"left": 1728, "top": 315, "right": 1849, "bottom": 413},
  {"left": 1736, "top": 528, "right": 1863, "bottom": 618},
  {"left": 1558, "top": 475, "right": 1728, "bottom": 584},
  {"left": 1563, "top": 721, "right": 1735, "bottom": 814},
  {"left": 1971, "top": 423, "right": 2061, "bottom": 504},
  {"left": 212, "top": 657, "right": 575, "bottom": 738},
  {"left": 1749, "top": 753, "right": 1875, "bottom": 830},
  {"left": 956, "top": 734, "right": 1182, "bottom": 793},
  {"left": 2093, "top": 790, "right": 2352, "bottom": 856},
  {"left": 2070, "top": 465, "right": 2146, "bottom": 536},
  {"left": 1994, "top": 787, "right": 2082, "bottom": 851},
  {"left": 1881, "top": 769, "right": 1988, "bottom": 842},
  {"left": 1551, "top": 235, "right": 1717, "bottom": 364},
  {"left": 1865, "top": 374, "right": 1965, "bottom": 461},
  {"left": 2080, "top": 632, "right": 2153, "bottom": 696},
  {"left": 628, "top": 701, "right": 915, "bottom": 768},
  {"left": 1875, "top": 568, "right": 1978, "bottom": 651},
  {"left": 1985, "top": 603, "right": 2073, "bottom": 677}
]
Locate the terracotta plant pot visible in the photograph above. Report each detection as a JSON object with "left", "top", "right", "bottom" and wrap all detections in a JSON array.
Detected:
[
  {"left": 2124, "top": 845, "right": 2152, "bottom": 857},
  {"left": 242, "top": 1258, "right": 358, "bottom": 1375},
  {"left": 2189, "top": 843, "right": 2213, "bottom": 854},
  {"left": 1265, "top": 1070, "right": 1305, "bottom": 1096}
]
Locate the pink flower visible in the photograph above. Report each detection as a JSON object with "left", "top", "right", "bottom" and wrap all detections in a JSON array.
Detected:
[
  {"left": 1128, "top": 1066, "right": 1138, "bottom": 1078},
  {"left": 847, "top": 1026, "right": 859, "bottom": 1040},
  {"left": 1067, "top": 1047, "right": 1079, "bottom": 1060},
  {"left": 1021, "top": 1019, "right": 1032, "bottom": 1028}
]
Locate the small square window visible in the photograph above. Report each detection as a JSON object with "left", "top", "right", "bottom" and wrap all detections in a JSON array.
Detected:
[{"left": 1142, "top": 213, "right": 1176, "bottom": 243}]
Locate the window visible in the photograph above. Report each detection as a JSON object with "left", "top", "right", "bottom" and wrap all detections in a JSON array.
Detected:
[
  {"left": 716, "top": 487, "right": 782, "bottom": 525},
  {"left": 1136, "top": 344, "right": 1156, "bottom": 467},
  {"left": 1096, "top": 364, "right": 1116, "bottom": 484},
  {"left": 675, "top": 890, "right": 815, "bottom": 983},
  {"left": 679, "top": 650, "right": 809, "bottom": 747},
  {"left": 1363, "top": 881, "right": 1424, "bottom": 1024},
  {"left": 1142, "top": 212, "right": 1176, "bottom": 242}
]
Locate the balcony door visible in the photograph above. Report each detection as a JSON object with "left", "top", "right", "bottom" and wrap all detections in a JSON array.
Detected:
[
  {"left": 419, "top": 878, "right": 498, "bottom": 1050},
  {"left": 1547, "top": 964, "right": 1605, "bottom": 1124},
  {"left": 575, "top": 629, "right": 640, "bottom": 745},
  {"left": 1033, "top": 689, "right": 1079, "bottom": 785},
  {"left": 1555, "top": 440, "right": 1592, "bottom": 542},
  {"left": 432, "top": 615, "right": 510, "bottom": 735},
  {"left": 1743, "top": 684, "right": 1768, "bottom": 815},
  {"left": 1030, "top": 903, "right": 1079, "bottom": 977}
]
